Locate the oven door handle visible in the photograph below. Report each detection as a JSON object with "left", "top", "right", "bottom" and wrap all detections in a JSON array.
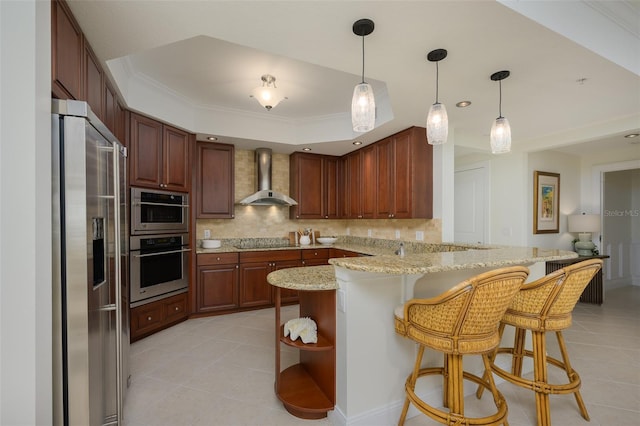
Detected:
[
  {"left": 132, "top": 248, "right": 191, "bottom": 258},
  {"left": 134, "top": 201, "right": 190, "bottom": 208}
]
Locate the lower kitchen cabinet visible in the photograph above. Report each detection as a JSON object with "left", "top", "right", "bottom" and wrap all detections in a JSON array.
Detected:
[
  {"left": 239, "top": 250, "right": 302, "bottom": 308},
  {"left": 196, "top": 253, "right": 239, "bottom": 313},
  {"left": 130, "top": 292, "right": 188, "bottom": 342},
  {"left": 302, "top": 248, "right": 331, "bottom": 266}
]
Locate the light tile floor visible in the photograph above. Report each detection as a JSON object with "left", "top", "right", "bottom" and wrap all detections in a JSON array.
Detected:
[{"left": 124, "top": 286, "right": 639, "bottom": 426}]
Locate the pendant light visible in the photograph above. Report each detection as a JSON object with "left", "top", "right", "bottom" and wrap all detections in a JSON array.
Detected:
[
  {"left": 489, "top": 70, "right": 511, "bottom": 154},
  {"left": 351, "top": 19, "right": 375, "bottom": 132},
  {"left": 426, "top": 49, "right": 448, "bottom": 145}
]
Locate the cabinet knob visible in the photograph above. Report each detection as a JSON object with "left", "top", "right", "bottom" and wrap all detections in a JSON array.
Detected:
[
  {"left": 325, "top": 215, "right": 328, "bottom": 219},
  {"left": 147, "top": 316, "right": 152, "bottom": 321},
  {"left": 216, "top": 257, "right": 221, "bottom": 261},
  {"left": 174, "top": 306, "right": 179, "bottom": 311}
]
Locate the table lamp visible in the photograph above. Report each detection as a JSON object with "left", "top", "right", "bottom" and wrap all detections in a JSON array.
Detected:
[{"left": 568, "top": 213, "right": 600, "bottom": 256}]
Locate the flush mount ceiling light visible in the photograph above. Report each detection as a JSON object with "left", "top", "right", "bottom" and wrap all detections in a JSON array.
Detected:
[
  {"left": 207, "top": 136, "right": 218, "bottom": 141},
  {"left": 456, "top": 100, "right": 471, "bottom": 108},
  {"left": 426, "top": 48, "right": 448, "bottom": 145},
  {"left": 351, "top": 18, "right": 376, "bottom": 133},
  {"left": 250, "top": 74, "right": 286, "bottom": 111},
  {"left": 352, "top": 140, "right": 363, "bottom": 146},
  {"left": 489, "top": 70, "right": 512, "bottom": 154}
]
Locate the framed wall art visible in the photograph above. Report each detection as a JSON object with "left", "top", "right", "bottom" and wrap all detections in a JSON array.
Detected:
[{"left": 533, "top": 171, "right": 560, "bottom": 234}]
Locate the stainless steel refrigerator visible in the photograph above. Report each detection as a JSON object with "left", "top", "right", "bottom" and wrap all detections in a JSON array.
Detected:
[{"left": 52, "top": 99, "right": 129, "bottom": 425}]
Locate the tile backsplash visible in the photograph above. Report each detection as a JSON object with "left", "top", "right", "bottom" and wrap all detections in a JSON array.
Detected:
[{"left": 196, "top": 148, "right": 441, "bottom": 243}]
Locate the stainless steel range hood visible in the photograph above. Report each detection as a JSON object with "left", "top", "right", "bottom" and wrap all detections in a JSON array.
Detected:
[{"left": 238, "top": 148, "right": 298, "bottom": 206}]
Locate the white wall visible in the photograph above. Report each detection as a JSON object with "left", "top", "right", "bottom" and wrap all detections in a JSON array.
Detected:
[
  {"left": 0, "top": 1, "right": 51, "bottom": 424},
  {"left": 527, "top": 150, "right": 582, "bottom": 251}
]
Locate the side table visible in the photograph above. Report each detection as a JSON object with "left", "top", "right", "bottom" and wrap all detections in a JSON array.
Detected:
[{"left": 545, "top": 255, "right": 610, "bottom": 304}]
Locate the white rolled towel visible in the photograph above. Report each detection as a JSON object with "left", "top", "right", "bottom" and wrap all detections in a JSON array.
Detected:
[{"left": 283, "top": 317, "right": 317, "bottom": 344}]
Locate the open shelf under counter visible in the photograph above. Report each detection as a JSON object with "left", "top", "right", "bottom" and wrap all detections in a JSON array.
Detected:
[{"left": 271, "top": 267, "right": 337, "bottom": 420}]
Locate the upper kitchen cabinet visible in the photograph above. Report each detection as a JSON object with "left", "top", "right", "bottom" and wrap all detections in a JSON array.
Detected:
[
  {"left": 340, "top": 151, "right": 361, "bottom": 219},
  {"left": 83, "top": 43, "right": 103, "bottom": 121},
  {"left": 196, "top": 142, "right": 235, "bottom": 218},
  {"left": 129, "top": 113, "right": 192, "bottom": 193},
  {"left": 383, "top": 127, "right": 433, "bottom": 219},
  {"left": 51, "top": 0, "right": 83, "bottom": 101},
  {"left": 289, "top": 152, "right": 339, "bottom": 219}
]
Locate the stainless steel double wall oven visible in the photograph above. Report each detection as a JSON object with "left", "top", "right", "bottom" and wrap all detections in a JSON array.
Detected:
[{"left": 130, "top": 188, "right": 190, "bottom": 307}]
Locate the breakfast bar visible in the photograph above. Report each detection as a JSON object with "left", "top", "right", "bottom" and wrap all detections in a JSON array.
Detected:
[{"left": 268, "top": 244, "right": 577, "bottom": 426}]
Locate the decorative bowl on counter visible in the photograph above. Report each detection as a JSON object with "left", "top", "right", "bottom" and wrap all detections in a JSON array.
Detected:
[
  {"left": 202, "top": 239, "right": 221, "bottom": 249},
  {"left": 316, "top": 237, "right": 337, "bottom": 245}
]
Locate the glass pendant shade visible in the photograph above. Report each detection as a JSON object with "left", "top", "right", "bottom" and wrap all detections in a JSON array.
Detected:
[
  {"left": 426, "top": 102, "right": 448, "bottom": 145},
  {"left": 251, "top": 75, "right": 285, "bottom": 110},
  {"left": 351, "top": 82, "right": 376, "bottom": 132},
  {"left": 490, "top": 116, "right": 511, "bottom": 154}
]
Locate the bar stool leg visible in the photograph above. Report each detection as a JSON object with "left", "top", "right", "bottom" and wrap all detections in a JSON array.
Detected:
[
  {"left": 532, "top": 331, "right": 551, "bottom": 426},
  {"left": 447, "top": 354, "right": 464, "bottom": 417},
  {"left": 511, "top": 328, "right": 527, "bottom": 377},
  {"left": 556, "top": 331, "right": 590, "bottom": 420},
  {"left": 481, "top": 354, "right": 509, "bottom": 426},
  {"left": 398, "top": 345, "right": 425, "bottom": 426}
]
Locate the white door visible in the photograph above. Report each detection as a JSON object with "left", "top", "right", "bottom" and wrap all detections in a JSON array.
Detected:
[{"left": 454, "top": 167, "right": 487, "bottom": 244}]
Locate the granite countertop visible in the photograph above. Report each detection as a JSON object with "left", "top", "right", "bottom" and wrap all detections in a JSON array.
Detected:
[
  {"left": 255, "top": 236, "right": 578, "bottom": 291},
  {"left": 267, "top": 265, "right": 338, "bottom": 291},
  {"left": 328, "top": 246, "right": 577, "bottom": 274}
]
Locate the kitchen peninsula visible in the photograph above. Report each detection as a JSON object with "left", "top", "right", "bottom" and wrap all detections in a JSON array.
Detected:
[{"left": 267, "top": 240, "right": 577, "bottom": 426}]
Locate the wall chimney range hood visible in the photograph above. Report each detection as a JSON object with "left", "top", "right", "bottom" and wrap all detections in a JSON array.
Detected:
[{"left": 238, "top": 148, "right": 298, "bottom": 206}]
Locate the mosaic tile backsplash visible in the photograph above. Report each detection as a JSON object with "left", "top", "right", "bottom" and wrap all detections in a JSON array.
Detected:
[{"left": 196, "top": 149, "right": 441, "bottom": 243}]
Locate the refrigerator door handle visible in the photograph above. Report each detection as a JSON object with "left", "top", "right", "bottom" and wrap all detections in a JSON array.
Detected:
[{"left": 111, "top": 143, "right": 124, "bottom": 426}]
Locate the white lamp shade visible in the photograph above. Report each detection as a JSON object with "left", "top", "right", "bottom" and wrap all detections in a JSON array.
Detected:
[
  {"left": 251, "top": 85, "right": 285, "bottom": 110},
  {"left": 351, "top": 82, "right": 376, "bottom": 132},
  {"left": 490, "top": 116, "right": 511, "bottom": 154},
  {"left": 568, "top": 214, "right": 600, "bottom": 233},
  {"left": 426, "top": 102, "right": 448, "bottom": 145}
]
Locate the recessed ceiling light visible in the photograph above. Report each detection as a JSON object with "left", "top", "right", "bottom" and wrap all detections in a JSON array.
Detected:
[
  {"left": 353, "top": 141, "right": 363, "bottom": 146},
  {"left": 624, "top": 133, "right": 639, "bottom": 138},
  {"left": 456, "top": 100, "right": 471, "bottom": 108},
  {"left": 207, "top": 136, "right": 218, "bottom": 141},
  {"left": 302, "top": 147, "right": 312, "bottom": 151}
]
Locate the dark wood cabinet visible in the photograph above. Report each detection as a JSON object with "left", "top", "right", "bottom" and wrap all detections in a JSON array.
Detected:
[
  {"left": 129, "top": 113, "right": 191, "bottom": 192},
  {"left": 239, "top": 250, "right": 302, "bottom": 308},
  {"left": 83, "top": 43, "right": 103, "bottom": 121},
  {"left": 360, "top": 145, "right": 377, "bottom": 219},
  {"left": 196, "top": 253, "right": 239, "bottom": 313},
  {"left": 372, "top": 127, "right": 433, "bottom": 219},
  {"left": 130, "top": 292, "right": 188, "bottom": 342},
  {"left": 51, "top": 0, "right": 83, "bottom": 100},
  {"left": 302, "top": 248, "right": 331, "bottom": 266},
  {"left": 196, "top": 142, "right": 235, "bottom": 218},
  {"left": 103, "top": 80, "right": 117, "bottom": 135},
  {"left": 341, "top": 151, "right": 361, "bottom": 219},
  {"left": 330, "top": 248, "right": 361, "bottom": 258},
  {"left": 275, "top": 288, "right": 336, "bottom": 419},
  {"left": 391, "top": 127, "right": 433, "bottom": 218},
  {"left": 290, "top": 153, "right": 339, "bottom": 219},
  {"left": 114, "top": 101, "right": 128, "bottom": 147}
]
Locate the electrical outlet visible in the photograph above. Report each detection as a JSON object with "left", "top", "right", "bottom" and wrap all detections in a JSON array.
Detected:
[
  {"left": 395, "top": 230, "right": 401, "bottom": 239},
  {"left": 416, "top": 231, "right": 424, "bottom": 241},
  {"left": 368, "top": 229, "right": 372, "bottom": 237},
  {"left": 203, "top": 229, "right": 211, "bottom": 239}
]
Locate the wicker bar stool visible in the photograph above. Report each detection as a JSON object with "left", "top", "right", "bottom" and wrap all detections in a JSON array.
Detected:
[
  {"left": 395, "top": 266, "right": 529, "bottom": 426},
  {"left": 478, "top": 258, "right": 602, "bottom": 426}
]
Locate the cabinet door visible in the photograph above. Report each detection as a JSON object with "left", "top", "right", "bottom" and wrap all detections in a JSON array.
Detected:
[
  {"left": 394, "top": 127, "right": 433, "bottom": 219},
  {"left": 360, "top": 145, "right": 377, "bottom": 219},
  {"left": 197, "top": 264, "right": 239, "bottom": 313},
  {"left": 343, "top": 152, "right": 361, "bottom": 219},
  {"left": 376, "top": 137, "right": 394, "bottom": 218},
  {"left": 84, "top": 44, "right": 103, "bottom": 121},
  {"left": 104, "top": 81, "right": 117, "bottom": 135},
  {"left": 324, "top": 156, "right": 340, "bottom": 219},
  {"left": 130, "top": 301, "right": 164, "bottom": 340},
  {"left": 239, "top": 262, "right": 272, "bottom": 308},
  {"left": 196, "top": 142, "right": 235, "bottom": 218},
  {"left": 115, "top": 102, "right": 127, "bottom": 147},
  {"left": 52, "top": 0, "right": 83, "bottom": 100},
  {"left": 290, "top": 153, "right": 323, "bottom": 219},
  {"left": 163, "top": 125, "right": 190, "bottom": 192},
  {"left": 130, "top": 113, "right": 163, "bottom": 189}
]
